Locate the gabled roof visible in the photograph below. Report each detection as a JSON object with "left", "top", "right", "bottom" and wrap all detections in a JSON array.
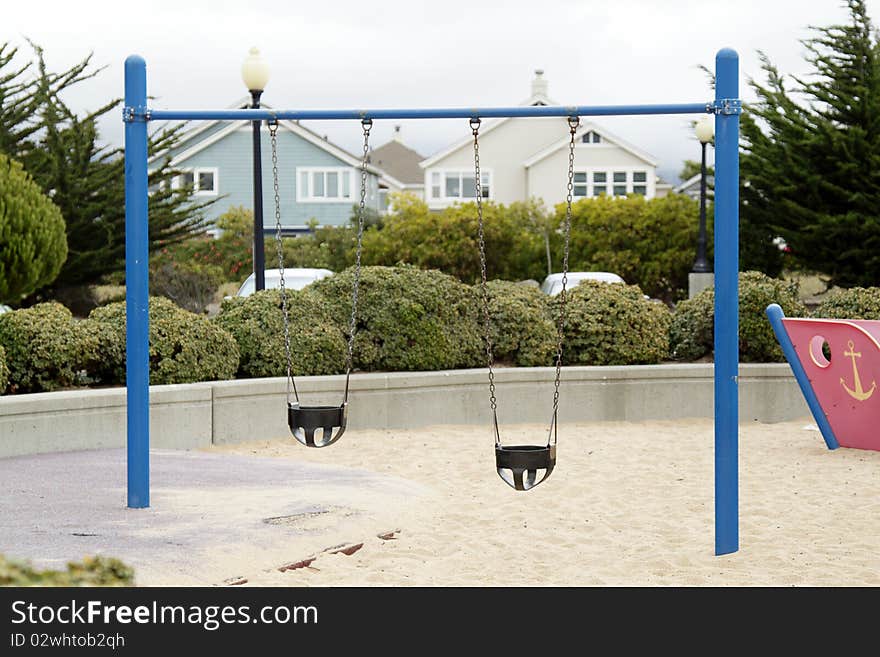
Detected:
[
  {"left": 149, "top": 101, "right": 395, "bottom": 184},
  {"left": 522, "top": 122, "right": 659, "bottom": 168},
  {"left": 370, "top": 139, "right": 426, "bottom": 185},
  {"left": 673, "top": 173, "right": 714, "bottom": 196},
  {"left": 419, "top": 89, "right": 555, "bottom": 169}
]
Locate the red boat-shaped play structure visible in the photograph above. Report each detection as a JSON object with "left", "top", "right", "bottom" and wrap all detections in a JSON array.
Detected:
[{"left": 767, "top": 303, "right": 880, "bottom": 451}]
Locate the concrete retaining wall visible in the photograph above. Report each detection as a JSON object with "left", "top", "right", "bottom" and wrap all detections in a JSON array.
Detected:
[{"left": 0, "top": 364, "right": 809, "bottom": 457}]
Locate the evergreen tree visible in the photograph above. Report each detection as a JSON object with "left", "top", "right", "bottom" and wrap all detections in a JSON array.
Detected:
[
  {"left": 741, "top": 0, "right": 880, "bottom": 285},
  {"left": 0, "top": 42, "right": 213, "bottom": 290}
]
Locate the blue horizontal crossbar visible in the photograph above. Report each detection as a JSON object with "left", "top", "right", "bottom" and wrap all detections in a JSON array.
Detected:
[{"left": 143, "top": 103, "right": 712, "bottom": 122}]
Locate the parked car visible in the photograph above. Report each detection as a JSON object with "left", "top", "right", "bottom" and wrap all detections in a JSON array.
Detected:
[
  {"left": 540, "top": 272, "right": 625, "bottom": 296},
  {"left": 235, "top": 268, "right": 334, "bottom": 297},
  {"left": 0, "top": 304, "right": 11, "bottom": 315}
]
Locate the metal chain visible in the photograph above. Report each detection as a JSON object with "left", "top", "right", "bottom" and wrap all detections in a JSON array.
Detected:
[
  {"left": 549, "top": 116, "right": 580, "bottom": 443},
  {"left": 269, "top": 119, "right": 299, "bottom": 404},
  {"left": 342, "top": 118, "right": 372, "bottom": 404},
  {"left": 471, "top": 118, "right": 500, "bottom": 444}
]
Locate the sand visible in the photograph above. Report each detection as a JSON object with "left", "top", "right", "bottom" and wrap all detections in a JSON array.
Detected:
[{"left": 207, "top": 418, "right": 880, "bottom": 586}]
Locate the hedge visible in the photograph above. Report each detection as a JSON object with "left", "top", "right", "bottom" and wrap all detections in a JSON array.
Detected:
[
  {"left": 481, "top": 280, "right": 557, "bottom": 366},
  {"left": 669, "top": 271, "right": 808, "bottom": 362},
  {"left": 310, "top": 265, "right": 483, "bottom": 371},
  {"left": 214, "top": 289, "right": 347, "bottom": 378},
  {"left": 555, "top": 280, "right": 671, "bottom": 365},
  {"left": 0, "top": 554, "right": 133, "bottom": 586},
  {"left": 0, "top": 344, "right": 8, "bottom": 394},
  {"left": 812, "top": 287, "right": 880, "bottom": 319},
  {"left": 0, "top": 302, "right": 95, "bottom": 393},
  {"left": 88, "top": 296, "right": 239, "bottom": 385}
]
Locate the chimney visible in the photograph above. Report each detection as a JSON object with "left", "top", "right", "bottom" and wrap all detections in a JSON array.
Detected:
[
  {"left": 392, "top": 125, "right": 403, "bottom": 142},
  {"left": 531, "top": 69, "right": 548, "bottom": 98}
]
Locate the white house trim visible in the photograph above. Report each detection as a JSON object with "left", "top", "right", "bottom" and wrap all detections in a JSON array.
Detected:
[
  {"left": 152, "top": 102, "right": 390, "bottom": 182},
  {"left": 419, "top": 118, "right": 508, "bottom": 169},
  {"left": 522, "top": 122, "right": 659, "bottom": 169},
  {"left": 169, "top": 122, "right": 240, "bottom": 167},
  {"left": 171, "top": 166, "right": 220, "bottom": 196},
  {"left": 424, "top": 167, "right": 494, "bottom": 208},
  {"left": 296, "top": 166, "right": 357, "bottom": 203},
  {"left": 148, "top": 96, "right": 252, "bottom": 165},
  {"left": 419, "top": 91, "right": 554, "bottom": 169}
]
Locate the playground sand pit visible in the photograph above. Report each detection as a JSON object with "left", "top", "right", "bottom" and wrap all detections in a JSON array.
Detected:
[{"left": 209, "top": 417, "right": 880, "bottom": 587}]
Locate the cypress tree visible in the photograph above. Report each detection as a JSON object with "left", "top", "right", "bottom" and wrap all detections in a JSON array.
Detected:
[
  {"left": 741, "top": 0, "right": 880, "bottom": 285},
  {"left": 0, "top": 42, "right": 214, "bottom": 291}
]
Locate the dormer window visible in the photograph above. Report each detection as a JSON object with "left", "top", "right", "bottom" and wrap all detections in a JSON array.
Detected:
[{"left": 581, "top": 131, "right": 601, "bottom": 144}]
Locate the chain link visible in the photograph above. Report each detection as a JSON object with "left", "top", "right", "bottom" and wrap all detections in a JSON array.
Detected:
[
  {"left": 471, "top": 119, "right": 499, "bottom": 438},
  {"left": 342, "top": 119, "right": 372, "bottom": 403},
  {"left": 549, "top": 116, "right": 580, "bottom": 438},
  {"left": 269, "top": 119, "right": 299, "bottom": 404}
]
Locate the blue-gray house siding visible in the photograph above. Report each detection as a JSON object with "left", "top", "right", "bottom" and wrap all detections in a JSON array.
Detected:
[{"left": 154, "top": 120, "right": 381, "bottom": 230}]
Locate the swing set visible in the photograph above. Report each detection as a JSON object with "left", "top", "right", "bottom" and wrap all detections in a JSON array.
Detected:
[{"left": 123, "top": 48, "right": 742, "bottom": 555}]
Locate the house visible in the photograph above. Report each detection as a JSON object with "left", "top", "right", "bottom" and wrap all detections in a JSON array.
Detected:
[
  {"left": 151, "top": 101, "right": 392, "bottom": 232},
  {"left": 673, "top": 172, "right": 714, "bottom": 201},
  {"left": 419, "top": 71, "right": 671, "bottom": 210},
  {"left": 369, "top": 126, "right": 426, "bottom": 210}
]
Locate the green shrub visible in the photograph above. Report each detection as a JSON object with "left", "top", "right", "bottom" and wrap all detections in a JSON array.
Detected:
[
  {"left": 482, "top": 280, "right": 557, "bottom": 366},
  {"left": 0, "top": 344, "right": 8, "bottom": 394},
  {"left": 560, "top": 194, "right": 705, "bottom": 304},
  {"left": 214, "top": 289, "right": 346, "bottom": 377},
  {"left": 360, "top": 194, "right": 549, "bottom": 283},
  {"left": 0, "top": 302, "right": 96, "bottom": 393},
  {"left": 88, "top": 297, "right": 239, "bottom": 385},
  {"left": 556, "top": 280, "right": 671, "bottom": 365},
  {"left": 149, "top": 260, "right": 224, "bottom": 314},
  {"left": 812, "top": 287, "right": 880, "bottom": 319},
  {"left": 0, "top": 554, "right": 134, "bottom": 586},
  {"left": 0, "top": 154, "right": 68, "bottom": 303},
  {"left": 310, "top": 265, "right": 483, "bottom": 371},
  {"left": 669, "top": 271, "right": 807, "bottom": 362},
  {"left": 152, "top": 206, "right": 253, "bottom": 284}
]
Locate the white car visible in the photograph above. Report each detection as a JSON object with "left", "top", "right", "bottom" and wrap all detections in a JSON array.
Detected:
[
  {"left": 236, "top": 268, "right": 333, "bottom": 297},
  {"left": 540, "top": 272, "right": 625, "bottom": 296},
  {"left": 0, "top": 304, "right": 11, "bottom": 315}
]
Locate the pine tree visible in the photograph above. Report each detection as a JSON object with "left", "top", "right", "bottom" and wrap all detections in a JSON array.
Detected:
[
  {"left": 0, "top": 42, "right": 214, "bottom": 290},
  {"left": 741, "top": 0, "right": 880, "bottom": 285}
]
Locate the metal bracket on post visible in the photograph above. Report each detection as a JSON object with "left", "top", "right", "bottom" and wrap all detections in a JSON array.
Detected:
[
  {"left": 122, "top": 105, "right": 151, "bottom": 123},
  {"left": 706, "top": 98, "right": 742, "bottom": 115}
]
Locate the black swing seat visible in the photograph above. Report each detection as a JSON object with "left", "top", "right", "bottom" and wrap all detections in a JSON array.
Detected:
[
  {"left": 495, "top": 444, "right": 556, "bottom": 491},
  {"left": 288, "top": 402, "right": 347, "bottom": 448}
]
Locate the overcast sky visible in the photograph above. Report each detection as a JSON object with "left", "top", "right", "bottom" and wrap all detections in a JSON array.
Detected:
[{"left": 4, "top": 0, "right": 878, "bottom": 183}]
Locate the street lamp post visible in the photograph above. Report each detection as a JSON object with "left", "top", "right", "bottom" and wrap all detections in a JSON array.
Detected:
[
  {"left": 687, "top": 116, "right": 715, "bottom": 299},
  {"left": 241, "top": 48, "right": 270, "bottom": 292},
  {"left": 693, "top": 116, "right": 714, "bottom": 273}
]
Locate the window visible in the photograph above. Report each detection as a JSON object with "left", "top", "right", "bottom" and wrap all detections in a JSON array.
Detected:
[
  {"left": 172, "top": 168, "right": 218, "bottom": 196},
  {"left": 572, "top": 169, "right": 652, "bottom": 198},
  {"left": 632, "top": 171, "right": 647, "bottom": 196},
  {"left": 296, "top": 167, "right": 356, "bottom": 202},
  {"left": 612, "top": 171, "right": 626, "bottom": 196},
  {"left": 429, "top": 170, "right": 491, "bottom": 200},
  {"left": 581, "top": 131, "right": 601, "bottom": 144}
]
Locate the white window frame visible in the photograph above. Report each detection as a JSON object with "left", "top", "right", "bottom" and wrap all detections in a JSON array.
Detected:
[
  {"left": 426, "top": 168, "right": 494, "bottom": 203},
  {"left": 172, "top": 167, "right": 219, "bottom": 196},
  {"left": 296, "top": 167, "right": 356, "bottom": 203},
  {"left": 571, "top": 167, "right": 653, "bottom": 199}
]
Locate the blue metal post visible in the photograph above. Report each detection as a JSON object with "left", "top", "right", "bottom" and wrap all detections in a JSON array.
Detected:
[
  {"left": 713, "top": 48, "right": 740, "bottom": 555},
  {"left": 124, "top": 55, "right": 150, "bottom": 508}
]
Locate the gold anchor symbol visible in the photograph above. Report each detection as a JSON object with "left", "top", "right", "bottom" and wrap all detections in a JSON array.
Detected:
[{"left": 840, "top": 340, "right": 876, "bottom": 401}]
